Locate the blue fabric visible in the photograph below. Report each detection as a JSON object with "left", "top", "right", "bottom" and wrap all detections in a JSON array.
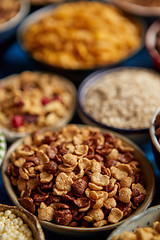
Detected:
[{"left": 0, "top": 16, "right": 160, "bottom": 239}]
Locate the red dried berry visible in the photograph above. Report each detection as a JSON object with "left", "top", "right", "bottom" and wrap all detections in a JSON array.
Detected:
[
  {"left": 41, "top": 97, "right": 51, "bottom": 105},
  {"left": 53, "top": 95, "right": 61, "bottom": 101},
  {"left": 11, "top": 115, "right": 23, "bottom": 128}
]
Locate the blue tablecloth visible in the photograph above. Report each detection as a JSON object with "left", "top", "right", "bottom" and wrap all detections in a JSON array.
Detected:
[{"left": 0, "top": 13, "right": 160, "bottom": 240}]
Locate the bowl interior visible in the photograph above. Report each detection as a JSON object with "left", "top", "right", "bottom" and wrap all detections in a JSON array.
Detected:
[
  {"left": 17, "top": 2, "right": 146, "bottom": 72},
  {"left": 107, "top": 205, "right": 160, "bottom": 240},
  {"left": 0, "top": 204, "right": 45, "bottom": 240},
  {"left": 1, "top": 125, "right": 155, "bottom": 235},
  {"left": 0, "top": 72, "right": 77, "bottom": 142}
]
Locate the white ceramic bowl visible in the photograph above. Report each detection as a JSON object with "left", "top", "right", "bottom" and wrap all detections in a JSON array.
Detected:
[
  {"left": 107, "top": 205, "right": 160, "bottom": 240},
  {"left": 0, "top": 0, "right": 30, "bottom": 45}
]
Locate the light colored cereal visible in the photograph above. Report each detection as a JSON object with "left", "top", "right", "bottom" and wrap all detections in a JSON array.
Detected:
[
  {"left": 108, "top": 208, "right": 123, "bottom": 223},
  {"left": 86, "top": 209, "right": 104, "bottom": 222},
  {"left": 120, "top": 177, "right": 132, "bottom": 188},
  {"left": 110, "top": 166, "right": 128, "bottom": 180},
  {"left": 0, "top": 209, "right": 33, "bottom": 240},
  {"left": 55, "top": 172, "right": 73, "bottom": 191},
  {"left": 23, "top": 2, "right": 142, "bottom": 70},
  {"left": 38, "top": 202, "right": 54, "bottom": 221},
  {"left": 104, "top": 197, "right": 117, "bottom": 210},
  {"left": 74, "top": 145, "right": 88, "bottom": 156},
  {"left": 40, "top": 171, "right": 53, "bottom": 183},
  {"left": 119, "top": 187, "right": 132, "bottom": 203},
  {"left": 62, "top": 153, "right": 77, "bottom": 167},
  {"left": 84, "top": 68, "right": 160, "bottom": 129},
  {"left": 91, "top": 172, "right": 109, "bottom": 186}
]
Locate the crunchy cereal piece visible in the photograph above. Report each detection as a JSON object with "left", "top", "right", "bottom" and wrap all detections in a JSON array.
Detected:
[
  {"left": 91, "top": 159, "right": 102, "bottom": 173},
  {"left": 58, "top": 164, "right": 75, "bottom": 173},
  {"left": 86, "top": 209, "right": 104, "bottom": 222},
  {"left": 92, "top": 198, "right": 104, "bottom": 209},
  {"left": 110, "top": 166, "right": 128, "bottom": 180},
  {"left": 53, "top": 187, "right": 67, "bottom": 196},
  {"left": 19, "top": 167, "right": 29, "bottom": 180},
  {"left": 14, "top": 158, "right": 26, "bottom": 168},
  {"left": 104, "top": 197, "right": 117, "bottom": 209},
  {"left": 116, "top": 139, "right": 134, "bottom": 153},
  {"left": 108, "top": 184, "right": 118, "bottom": 198},
  {"left": 27, "top": 178, "right": 39, "bottom": 190},
  {"left": 120, "top": 177, "right": 132, "bottom": 188},
  {"left": 38, "top": 202, "right": 54, "bottom": 221},
  {"left": 93, "top": 220, "right": 108, "bottom": 227},
  {"left": 36, "top": 150, "right": 50, "bottom": 164},
  {"left": 106, "top": 149, "right": 119, "bottom": 161},
  {"left": 119, "top": 187, "right": 132, "bottom": 203},
  {"left": 91, "top": 172, "right": 109, "bottom": 186},
  {"left": 132, "top": 183, "right": 146, "bottom": 195},
  {"left": 118, "top": 163, "right": 133, "bottom": 176},
  {"left": 40, "top": 172, "right": 53, "bottom": 183},
  {"left": 62, "top": 153, "right": 77, "bottom": 167},
  {"left": 88, "top": 182, "right": 103, "bottom": 191},
  {"left": 108, "top": 178, "right": 117, "bottom": 191},
  {"left": 16, "top": 149, "right": 34, "bottom": 158},
  {"left": 74, "top": 145, "right": 88, "bottom": 156},
  {"left": 78, "top": 157, "right": 91, "bottom": 171},
  {"left": 112, "top": 232, "right": 137, "bottom": 240},
  {"left": 17, "top": 177, "right": 27, "bottom": 192},
  {"left": 108, "top": 208, "right": 123, "bottom": 223},
  {"left": 55, "top": 172, "right": 73, "bottom": 191}
]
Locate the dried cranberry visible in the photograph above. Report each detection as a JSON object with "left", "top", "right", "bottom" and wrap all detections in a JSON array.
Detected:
[
  {"left": 53, "top": 95, "right": 61, "bottom": 101},
  {"left": 11, "top": 115, "right": 23, "bottom": 128},
  {"left": 14, "top": 100, "right": 24, "bottom": 107},
  {"left": 41, "top": 97, "right": 51, "bottom": 105}
]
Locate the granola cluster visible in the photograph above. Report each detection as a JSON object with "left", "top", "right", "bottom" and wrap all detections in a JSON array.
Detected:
[
  {"left": 7, "top": 125, "right": 146, "bottom": 227},
  {"left": 0, "top": 71, "right": 74, "bottom": 134}
]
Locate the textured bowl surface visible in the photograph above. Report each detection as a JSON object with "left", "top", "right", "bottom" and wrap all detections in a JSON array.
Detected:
[
  {"left": 145, "top": 20, "right": 160, "bottom": 69},
  {"left": 0, "top": 204, "right": 45, "bottom": 240},
  {"left": 107, "top": 205, "right": 160, "bottom": 240},
  {"left": 108, "top": 0, "right": 160, "bottom": 16},
  {"left": 0, "top": 0, "right": 30, "bottom": 45},
  {"left": 1, "top": 125, "right": 155, "bottom": 235},
  {"left": 17, "top": 2, "right": 146, "bottom": 72}
]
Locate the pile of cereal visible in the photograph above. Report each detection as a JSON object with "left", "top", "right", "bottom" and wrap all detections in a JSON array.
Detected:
[
  {"left": 0, "top": 0, "right": 20, "bottom": 24},
  {"left": 7, "top": 125, "right": 146, "bottom": 227},
  {"left": 22, "top": 2, "right": 142, "bottom": 69},
  {"left": 0, "top": 209, "right": 33, "bottom": 240},
  {"left": 83, "top": 68, "right": 160, "bottom": 129},
  {"left": 112, "top": 221, "right": 160, "bottom": 240},
  {"left": 0, "top": 71, "right": 74, "bottom": 133}
]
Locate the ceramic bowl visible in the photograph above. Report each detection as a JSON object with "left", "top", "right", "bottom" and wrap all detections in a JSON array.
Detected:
[
  {"left": 145, "top": 20, "right": 160, "bottom": 70},
  {"left": 0, "top": 0, "right": 30, "bottom": 45},
  {"left": 108, "top": 0, "right": 160, "bottom": 16},
  {"left": 107, "top": 205, "right": 160, "bottom": 240},
  {"left": 17, "top": 2, "right": 146, "bottom": 73},
  {"left": 0, "top": 204, "right": 45, "bottom": 239},
  {"left": 0, "top": 71, "right": 76, "bottom": 142},
  {"left": 1, "top": 124, "right": 155, "bottom": 236},
  {"left": 150, "top": 107, "right": 160, "bottom": 170},
  {"left": 77, "top": 67, "right": 160, "bottom": 143}
]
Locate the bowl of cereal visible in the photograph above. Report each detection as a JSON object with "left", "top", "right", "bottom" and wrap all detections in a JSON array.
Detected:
[
  {"left": 0, "top": 204, "right": 45, "bottom": 239},
  {"left": 0, "top": 71, "right": 76, "bottom": 142},
  {"left": 77, "top": 67, "right": 160, "bottom": 142},
  {"left": 0, "top": 0, "right": 30, "bottom": 45},
  {"left": 1, "top": 124, "right": 155, "bottom": 235},
  {"left": 17, "top": 1, "right": 145, "bottom": 72},
  {"left": 108, "top": 0, "right": 160, "bottom": 16},
  {"left": 150, "top": 107, "right": 160, "bottom": 170},
  {"left": 107, "top": 205, "right": 160, "bottom": 240},
  {"left": 145, "top": 20, "right": 160, "bottom": 70}
]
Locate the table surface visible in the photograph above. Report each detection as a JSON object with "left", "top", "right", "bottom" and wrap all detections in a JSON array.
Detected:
[{"left": 0, "top": 11, "right": 160, "bottom": 239}]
